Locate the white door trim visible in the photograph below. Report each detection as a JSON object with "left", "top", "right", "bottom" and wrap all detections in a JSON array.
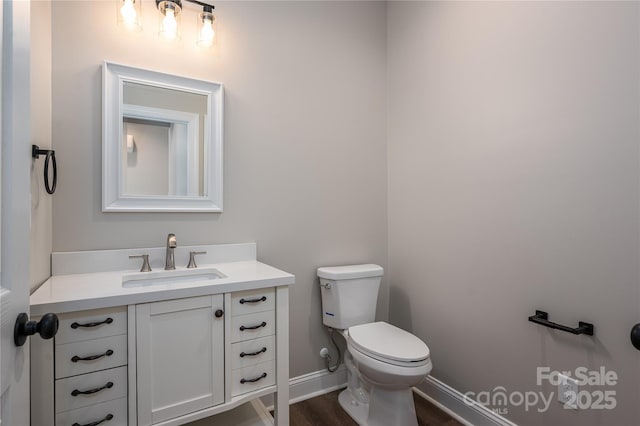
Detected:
[{"left": 1, "top": 1, "right": 33, "bottom": 425}]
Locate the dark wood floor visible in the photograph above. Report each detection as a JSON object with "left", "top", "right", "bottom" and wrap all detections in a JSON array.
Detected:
[{"left": 288, "top": 389, "right": 463, "bottom": 426}]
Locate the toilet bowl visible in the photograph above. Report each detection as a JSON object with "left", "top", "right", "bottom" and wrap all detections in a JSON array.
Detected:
[
  {"left": 318, "top": 265, "right": 432, "bottom": 426},
  {"left": 347, "top": 322, "right": 432, "bottom": 390},
  {"left": 338, "top": 322, "right": 431, "bottom": 426}
]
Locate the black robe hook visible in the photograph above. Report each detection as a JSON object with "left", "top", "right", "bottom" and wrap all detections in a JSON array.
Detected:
[{"left": 32, "top": 145, "right": 57, "bottom": 194}]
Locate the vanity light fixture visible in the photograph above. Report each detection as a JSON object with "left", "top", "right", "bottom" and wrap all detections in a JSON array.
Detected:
[
  {"left": 155, "top": 0, "right": 216, "bottom": 46},
  {"left": 157, "top": 0, "right": 182, "bottom": 40},
  {"left": 196, "top": 5, "right": 216, "bottom": 48},
  {"left": 117, "top": 0, "right": 142, "bottom": 31},
  {"left": 117, "top": 0, "right": 216, "bottom": 47}
]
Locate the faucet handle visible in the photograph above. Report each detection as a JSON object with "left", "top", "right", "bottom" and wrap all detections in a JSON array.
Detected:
[
  {"left": 187, "top": 251, "right": 207, "bottom": 269},
  {"left": 129, "top": 254, "right": 152, "bottom": 272}
]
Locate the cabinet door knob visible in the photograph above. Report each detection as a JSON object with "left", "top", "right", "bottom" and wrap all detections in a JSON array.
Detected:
[{"left": 215, "top": 309, "right": 224, "bottom": 318}]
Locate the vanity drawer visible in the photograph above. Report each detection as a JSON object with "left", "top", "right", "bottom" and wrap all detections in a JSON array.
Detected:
[
  {"left": 55, "top": 334, "right": 127, "bottom": 379},
  {"left": 231, "top": 360, "right": 275, "bottom": 397},
  {"left": 231, "top": 310, "right": 275, "bottom": 343},
  {"left": 55, "top": 366, "right": 127, "bottom": 413},
  {"left": 55, "top": 397, "right": 127, "bottom": 426},
  {"left": 231, "top": 288, "right": 275, "bottom": 316},
  {"left": 231, "top": 335, "right": 275, "bottom": 370},
  {"left": 56, "top": 307, "right": 127, "bottom": 344}
]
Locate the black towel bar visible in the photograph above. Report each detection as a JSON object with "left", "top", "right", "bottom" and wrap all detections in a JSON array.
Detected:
[
  {"left": 528, "top": 310, "right": 594, "bottom": 336},
  {"left": 32, "top": 144, "right": 57, "bottom": 194}
]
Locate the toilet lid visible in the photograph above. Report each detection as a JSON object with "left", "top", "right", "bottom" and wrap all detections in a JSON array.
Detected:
[{"left": 348, "top": 322, "right": 430, "bottom": 363}]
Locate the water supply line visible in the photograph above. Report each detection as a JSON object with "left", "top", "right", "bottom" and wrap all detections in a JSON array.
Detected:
[{"left": 323, "top": 327, "right": 342, "bottom": 373}]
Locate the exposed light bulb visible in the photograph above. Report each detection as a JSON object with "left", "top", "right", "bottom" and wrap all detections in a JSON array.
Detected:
[
  {"left": 120, "top": 0, "right": 137, "bottom": 25},
  {"left": 162, "top": 8, "right": 178, "bottom": 39},
  {"left": 117, "top": 0, "right": 141, "bottom": 31},
  {"left": 197, "top": 16, "right": 215, "bottom": 47}
]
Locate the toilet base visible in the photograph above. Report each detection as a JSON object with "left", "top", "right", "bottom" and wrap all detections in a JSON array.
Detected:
[
  {"left": 338, "top": 388, "right": 369, "bottom": 426},
  {"left": 338, "top": 386, "right": 419, "bottom": 426}
]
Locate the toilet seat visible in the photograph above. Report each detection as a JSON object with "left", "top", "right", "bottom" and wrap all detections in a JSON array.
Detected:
[{"left": 347, "top": 322, "right": 430, "bottom": 367}]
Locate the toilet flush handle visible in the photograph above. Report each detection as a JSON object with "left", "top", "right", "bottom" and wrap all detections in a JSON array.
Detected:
[{"left": 320, "top": 282, "right": 331, "bottom": 289}]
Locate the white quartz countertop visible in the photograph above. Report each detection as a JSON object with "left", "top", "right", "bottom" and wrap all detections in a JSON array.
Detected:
[{"left": 31, "top": 260, "right": 295, "bottom": 316}]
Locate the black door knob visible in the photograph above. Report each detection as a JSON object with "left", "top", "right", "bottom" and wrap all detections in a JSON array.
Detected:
[
  {"left": 631, "top": 323, "right": 640, "bottom": 351},
  {"left": 215, "top": 309, "right": 224, "bottom": 318},
  {"left": 14, "top": 312, "right": 59, "bottom": 347}
]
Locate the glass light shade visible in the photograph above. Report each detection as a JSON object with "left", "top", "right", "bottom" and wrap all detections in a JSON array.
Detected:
[
  {"left": 196, "top": 11, "right": 216, "bottom": 48},
  {"left": 157, "top": 0, "right": 182, "bottom": 41},
  {"left": 117, "top": 0, "right": 142, "bottom": 31}
]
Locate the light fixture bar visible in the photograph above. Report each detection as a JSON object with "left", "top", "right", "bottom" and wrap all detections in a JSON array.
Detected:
[
  {"left": 116, "top": 0, "right": 216, "bottom": 48},
  {"left": 184, "top": 0, "right": 214, "bottom": 9}
]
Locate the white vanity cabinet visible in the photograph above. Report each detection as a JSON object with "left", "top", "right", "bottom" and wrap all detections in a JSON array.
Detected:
[
  {"left": 131, "top": 287, "right": 289, "bottom": 426},
  {"left": 44, "top": 307, "right": 129, "bottom": 426},
  {"left": 134, "top": 295, "right": 225, "bottom": 425},
  {"left": 30, "top": 243, "right": 294, "bottom": 426},
  {"left": 228, "top": 289, "right": 277, "bottom": 397}
]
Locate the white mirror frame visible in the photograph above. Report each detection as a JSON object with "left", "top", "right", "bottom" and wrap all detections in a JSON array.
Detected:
[{"left": 102, "top": 61, "right": 223, "bottom": 212}]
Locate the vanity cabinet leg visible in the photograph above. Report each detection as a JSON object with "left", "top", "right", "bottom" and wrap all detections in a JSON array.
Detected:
[
  {"left": 31, "top": 316, "right": 55, "bottom": 426},
  {"left": 274, "top": 286, "right": 290, "bottom": 426},
  {"left": 128, "top": 305, "right": 138, "bottom": 426}
]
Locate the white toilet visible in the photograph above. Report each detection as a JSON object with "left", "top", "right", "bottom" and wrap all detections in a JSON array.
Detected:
[{"left": 318, "top": 264, "right": 432, "bottom": 426}]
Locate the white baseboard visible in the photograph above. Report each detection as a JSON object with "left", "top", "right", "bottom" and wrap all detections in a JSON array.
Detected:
[
  {"left": 262, "top": 367, "right": 517, "bottom": 426},
  {"left": 415, "top": 376, "right": 518, "bottom": 426}
]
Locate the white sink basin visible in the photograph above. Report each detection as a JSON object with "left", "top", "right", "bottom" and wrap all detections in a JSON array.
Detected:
[{"left": 122, "top": 267, "right": 226, "bottom": 288}]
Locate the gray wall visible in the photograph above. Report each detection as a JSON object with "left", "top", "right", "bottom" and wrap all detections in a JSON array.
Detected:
[
  {"left": 387, "top": 2, "right": 639, "bottom": 425},
  {"left": 42, "top": 2, "right": 640, "bottom": 423},
  {"left": 50, "top": 1, "right": 387, "bottom": 377},
  {"left": 123, "top": 121, "right": 170, "bottom": 195},
  {"left": 30, "top": 0, "right": 52, "bottom": 291}
]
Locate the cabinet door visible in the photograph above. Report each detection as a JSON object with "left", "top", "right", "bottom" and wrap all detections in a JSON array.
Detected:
[{"left": 135, "top": 295, "right": 224, "bottom": 425}]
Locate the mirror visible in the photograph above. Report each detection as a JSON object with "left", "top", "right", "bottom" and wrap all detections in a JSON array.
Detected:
[{"left": 102, "top": 62, "right": 223, "bottom": 212}]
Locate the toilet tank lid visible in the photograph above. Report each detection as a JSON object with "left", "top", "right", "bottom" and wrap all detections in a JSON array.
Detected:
[{"left": 317, "top": 264, "right": 384, "bottom": 280}]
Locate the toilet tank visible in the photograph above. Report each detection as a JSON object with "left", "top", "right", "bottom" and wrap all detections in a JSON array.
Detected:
[{"left": 317, "top": 264, "right": 384, "bottom": 330}]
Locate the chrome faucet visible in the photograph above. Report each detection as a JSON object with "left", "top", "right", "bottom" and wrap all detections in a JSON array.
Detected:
[{"left": 165, "top": 233, "right": 177, "bottom": 270}]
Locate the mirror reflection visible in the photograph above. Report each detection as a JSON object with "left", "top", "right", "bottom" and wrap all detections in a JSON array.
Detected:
[{"left": 122, "top": 82, "right": 207, "bottom": 197}]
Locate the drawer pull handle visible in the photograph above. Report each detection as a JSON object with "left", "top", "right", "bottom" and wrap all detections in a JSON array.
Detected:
[
  {"left": 71, "top": 349, "right": 114, "bottom": 363},
  {"left": 240, "top": 372, "right": 267, "bottom": 384},
  {"left": 240, "top": 322, "right": 267, "bottom": 331},
  {"left": 70, "top": 318, "right": 113, "bottom": 329},
  {"left": 239, "top": 296, "right": 267, "bottom": 304},
  {"left": 72, "top": 413, "right": 114, "bottom": 426},
  {"left": 71, "top": 381, "right": 113, "bottom": 396},
  {"left": 240, "top": 347, "right": 267, "bottom": 358}
]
